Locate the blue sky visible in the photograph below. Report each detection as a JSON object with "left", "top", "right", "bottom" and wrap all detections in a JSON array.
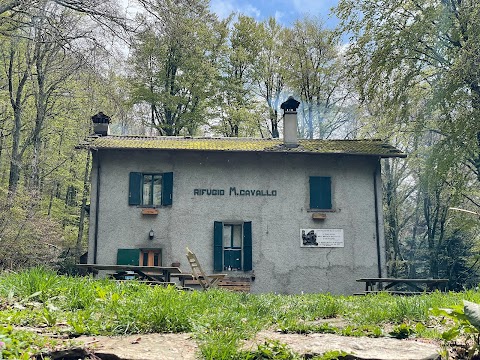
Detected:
[
  {"left": 121, "top": 0, "right": 340, "bottom": 29},
  {"left": 209, "top": 0, "right": 340, "bottom": 28}
]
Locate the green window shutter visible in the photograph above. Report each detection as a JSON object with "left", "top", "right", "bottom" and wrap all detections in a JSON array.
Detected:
[
  {"left": 129, "top": 172, "right": 142, "bottom": 205},
  {"left": 214, "top": 221, "right": 223, "bottom": 271},
  {"left": 117, "top": 249, "right": 140, "bottom": 265},
  {"left": 162, "top": 172, "right": 173, "bottom": 206},
  {"left": 309, "top": 176, "right": 332, "bottom": 209},
  {"left": 243, "top": 221, "right": 252, "bottom": 271}
]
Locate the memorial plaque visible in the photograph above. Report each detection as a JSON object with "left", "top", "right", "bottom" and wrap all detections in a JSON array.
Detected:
[{"left": 300, "top": 229, "right": 344, "bottom": 248}]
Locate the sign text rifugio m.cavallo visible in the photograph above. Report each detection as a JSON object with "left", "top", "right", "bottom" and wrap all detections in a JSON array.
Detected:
[{"left": 193, "top": 187, "right": 277, "bottom": 197}]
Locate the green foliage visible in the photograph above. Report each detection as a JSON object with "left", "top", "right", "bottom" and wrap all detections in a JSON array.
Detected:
[
  {"left": 0, "top": 1, "right": 128, "bottom": 273},
  {"left": 244, "top": 340, "right": 300, "bottom": 360},
  {"left": 0, "top": 324, "right": 62, "bottom": 359},
  {"left": 335, "top": 0, "right": 480, "bottom": 283},
  {"left": 389, "top": 323, "right": 415, "bottom": 339},
  {"left": 282, "top": 18, "right": 344, "bottom": 140},
  {"left": 431, "top": 300, "right": 480, "bottom": 359},
  {"left": 129, "top": 0, "right": 225, "bottom": 136},
  {"left": 311, "top": 350, "right": 350, "bottom": 360},
  {"left": 0, "top": 270, "right": 477, "bottom": 358}
]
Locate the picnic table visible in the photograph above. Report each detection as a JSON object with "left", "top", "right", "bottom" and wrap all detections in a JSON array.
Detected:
[
  {"left": 76, "top": 264, "right": 193, "bottom": 287},
  {"left": 356, "top": 278, "right": 449, "bottom": 295}
]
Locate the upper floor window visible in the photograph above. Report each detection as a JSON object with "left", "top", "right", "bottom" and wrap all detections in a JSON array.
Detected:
[
  {"left": 129, "top": 172, "right": 173, "bottom": 206},
  {"left": 142, "top": 174, "right": 162, "bottom": 206},
  {"left": 309, "top": 176, "right": 332, "bottom": 210}
]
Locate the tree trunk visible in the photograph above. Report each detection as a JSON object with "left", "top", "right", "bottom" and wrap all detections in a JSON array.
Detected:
[
  {"left": 383, "top": 158, "right": 403, "bottom": 277},
  {"left": 307, "top": 104, "right": 314, "bottom": 139},
  {"left": 270, "top": 108, "right": 279, "bottom": 138},
  {"left": 7, "top": 40, "right": 30, "bottom": 200}
]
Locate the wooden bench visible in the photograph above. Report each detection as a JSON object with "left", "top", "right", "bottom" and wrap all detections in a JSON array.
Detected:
[
  {"left": 183, "top": 278, "right": 252, "bottom": 292},
  {"left": 114, "top": 280, "right": 177, "bottom": 287},
  {"left": 356, "top": 278, "right": 449, "bottom": 295},
  {"left": 218, "top": 279, "right": 251, "bottom": 292},
  {"left": 170, "top": 273, "right": 194, "bottom": 287},
  {"left": 354, "top": 290, "right": 425, "bottom": 296}
]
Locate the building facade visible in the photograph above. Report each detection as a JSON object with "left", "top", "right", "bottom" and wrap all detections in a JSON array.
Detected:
[{"left": 83, "top": 110, "right": 405, "bottom": 294}]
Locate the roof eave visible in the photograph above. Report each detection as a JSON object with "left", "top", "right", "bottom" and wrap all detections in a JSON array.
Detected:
[{"left": 78, "top": 145, "right": 406, "bottom": 158}]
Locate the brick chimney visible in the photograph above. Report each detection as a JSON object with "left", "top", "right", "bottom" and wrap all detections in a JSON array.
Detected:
[
  {"left": 280, "top": 96, "right": 300, "bottom": 148},
  {"left": 91, "top": 112, "right": 110, "bottom": 136}
]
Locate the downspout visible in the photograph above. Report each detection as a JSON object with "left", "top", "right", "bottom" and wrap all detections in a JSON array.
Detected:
[
  {"left": 93, "top": 150, "right": 100, "bottom": 264},
  {"left": 373, "top": 161, "right": 383, "bottom": 278}
]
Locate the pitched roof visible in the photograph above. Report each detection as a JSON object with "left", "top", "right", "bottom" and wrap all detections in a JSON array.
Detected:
[{"left": 77, "top": 135, "right": 406, "bottom": 158}]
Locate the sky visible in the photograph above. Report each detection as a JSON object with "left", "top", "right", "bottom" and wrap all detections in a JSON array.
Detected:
[
  {"left": 210, "top": 0, "right": 339, "bottom": 28},
  {"left": 121, "top": 0, "right": 340, "bottom": 29}
]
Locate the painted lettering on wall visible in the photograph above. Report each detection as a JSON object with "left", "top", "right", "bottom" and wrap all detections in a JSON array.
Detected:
[
  {"left": 193, "top": 189, "right": 225, "bottom": 196},
  {"left": 194, "top": 187, "right": 277, "bottom": 197}
]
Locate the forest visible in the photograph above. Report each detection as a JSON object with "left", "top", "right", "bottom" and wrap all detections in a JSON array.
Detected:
[{"left": 0, "top": 0, "right": 478, "bottom": 290}]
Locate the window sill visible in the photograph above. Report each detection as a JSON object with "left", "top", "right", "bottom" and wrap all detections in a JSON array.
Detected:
[
  {"left": 141, "top": 208, "right": 159, "bottom": 215},
  {"left": 311, "top": 213, "right": 327, "bottom": 220},
  {"left": 307, "top": 209, "right": 335, "bottom": 212}
]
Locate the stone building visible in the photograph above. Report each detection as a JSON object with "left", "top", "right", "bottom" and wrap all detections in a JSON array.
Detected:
[{"left": 81, "top": 102, "right": 405, "bottom": 294}]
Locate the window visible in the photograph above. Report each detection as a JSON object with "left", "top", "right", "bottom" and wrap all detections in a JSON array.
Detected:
[
  {"left": 143, "top": 174, "right": 162, "bottom": 206},
  {"left": 117, "top": 248, "right": 162, "bottom": 266},
  {"left": 213, "top": 221, "right": 252, "bottom": 272},
  {"left": 129, "top": 172, "right": 173, "bottom": 206},
  {"left": 309, "top": 176, "right": 332, "bottom": 210},
  {"left": 141, "top": 249, "right": 162, "bottom": 266}
]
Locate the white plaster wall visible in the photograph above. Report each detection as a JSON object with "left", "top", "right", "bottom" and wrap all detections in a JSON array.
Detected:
[{"left": 88, "top": 149, "right": 385, "bottom": 294}]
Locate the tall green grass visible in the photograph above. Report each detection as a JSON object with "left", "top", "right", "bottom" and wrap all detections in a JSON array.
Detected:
[{"left": 0, "top": 267, "right": 477, "bottom": 359}]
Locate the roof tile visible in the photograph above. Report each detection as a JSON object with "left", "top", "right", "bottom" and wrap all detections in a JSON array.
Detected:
[{"left": 78, "top": 136, "right": 405, "bottom": 158}]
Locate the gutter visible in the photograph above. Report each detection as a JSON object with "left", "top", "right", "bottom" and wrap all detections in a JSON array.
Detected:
[
  {"left": 93, "top": 150, "right": 100, "bottom": 264},
  {"left": 373, "top": 162, "right": 383, "bottom": 279}
]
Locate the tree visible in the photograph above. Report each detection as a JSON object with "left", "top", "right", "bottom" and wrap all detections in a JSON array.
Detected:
[
  {"left": 282, "top": 18, "right": 346, "bottom": 139},
  {"left": 335, "top": 0, "right": 480, "bottom": 280},
  {"left": 129, "top": 0, "right": 226, "bottom": 136},
  {"left": 0, "top": 0, "right": 130, "bottom": 268},
  {"left": 2, "top": 31, "right": 32, "bottom": 198},
  {"left": 214, "top": 14, "right": 266, "bottom": 137},
  {"left": 336, "top": 0, "right": 480, "bottom": 191},
  {"left": 0, "top": 0, "right": 127, "bottom": 34},
  {"left": 254, "top": 17, "right": 285, "bottom": 138}
]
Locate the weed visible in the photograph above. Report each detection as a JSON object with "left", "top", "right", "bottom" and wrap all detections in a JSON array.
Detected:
[
  {"left": 42, "top": 306, "right": 57, "bottom": 327},
  {"left": 279, "top": 320, "right": 337, "bottom": 335},
  {"left": 0, "top": 325, "right": 60, "bottom": 359},
  {"left": 431, "top": 300, "right": 480, "bottom": 359},
  {"left": 311, "top": 350, "right": 350, "bottom": 359},
  {"left": 341, "top": 325, "right": 383, "bottom": 337},
  {"left": 242, "top": 339, "right": 300, "bottom": 360},
  {"left": 389, "top": 323, "right": 415, "bottom": 339}
]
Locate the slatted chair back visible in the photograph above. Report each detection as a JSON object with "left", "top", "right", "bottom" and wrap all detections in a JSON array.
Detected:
[
  {"left": 186, "top": 247, "right": 224, "bottom": 290},
  {"left": 186, "top": 247, "right": 209, "bottom": 289}
]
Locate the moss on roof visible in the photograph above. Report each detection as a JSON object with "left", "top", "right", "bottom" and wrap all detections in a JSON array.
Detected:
[{"left": 78, "top": 135, "right": 406, "bottom": 158}]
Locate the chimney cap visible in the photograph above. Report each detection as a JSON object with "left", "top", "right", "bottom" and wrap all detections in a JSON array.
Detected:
[
  {"left": 91, "top": 112, "right": 110, "bottom": 124},
  {"left": 281, "top": 96, "right": 300, "bottom": 111}
]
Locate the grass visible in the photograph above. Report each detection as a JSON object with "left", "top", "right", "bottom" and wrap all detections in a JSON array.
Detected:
[{"left": 0, "top": 267, "right": 476, "bottom": 359}]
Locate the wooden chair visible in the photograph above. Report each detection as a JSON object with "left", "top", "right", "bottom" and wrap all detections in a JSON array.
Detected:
[{"left": 186, "top": 247, "right": 225, "bottom": 290}]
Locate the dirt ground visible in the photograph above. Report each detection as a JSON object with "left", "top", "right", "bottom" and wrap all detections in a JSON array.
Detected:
[
  {"left": 26, "top": 318, "right": 471, "bottom": 360},
  {"left": 37, "top": 329, "right": 448, "bottom": 360}
]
